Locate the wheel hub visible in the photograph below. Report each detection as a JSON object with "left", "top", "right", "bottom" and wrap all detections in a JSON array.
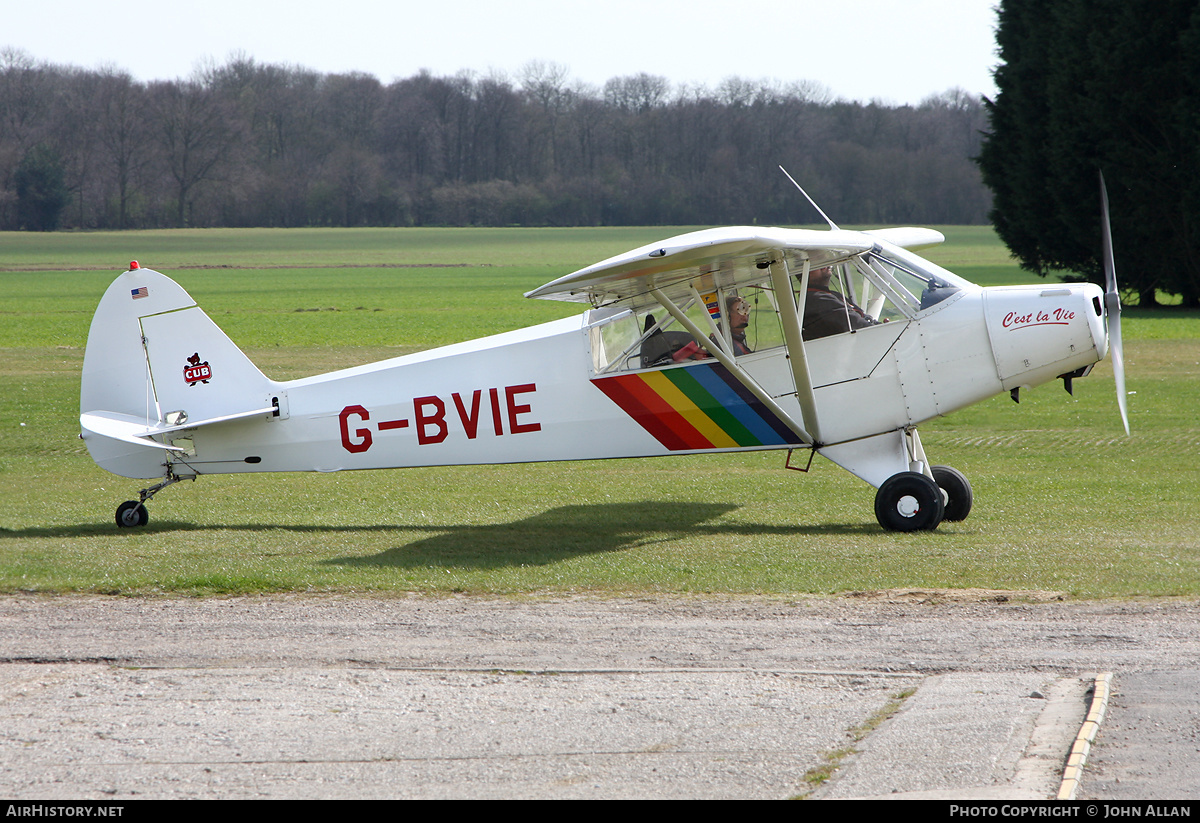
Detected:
[{"left": 896, "top": 495, "right": 920, "bottom": 518}]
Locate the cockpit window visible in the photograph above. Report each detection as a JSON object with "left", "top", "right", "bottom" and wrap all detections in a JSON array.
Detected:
[
  {"left": 586, "top": 244, "right": 967, "bottom": 368},
  {"left": 797, "top": 259, "right": 912, "bottom": 329},
  {"left": 866, "top": 246, "right": 966, "bottom": 311},
  {"left": 588, "top": 285, "right": 784, "bottom": 374}
]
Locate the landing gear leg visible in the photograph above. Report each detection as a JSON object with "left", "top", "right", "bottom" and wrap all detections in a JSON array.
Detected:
[{"left": 113, "top": 467, "right": 195, "bottom": 528}]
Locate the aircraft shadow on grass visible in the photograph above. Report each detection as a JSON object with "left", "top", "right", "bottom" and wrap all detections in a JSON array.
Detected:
[
  {"left": 325, "top": 501, "right": 884, "bottom": 570},
  {"left": 2, "top": 502, "right": 882, "bottom": 570},
  {"left": 327, "top": 501, "right": 738, "bottom": 570}
]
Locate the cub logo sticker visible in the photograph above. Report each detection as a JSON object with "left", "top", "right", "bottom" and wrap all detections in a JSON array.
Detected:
[{"left": 184, "top": 352, "right": 212, "bottom": 385}]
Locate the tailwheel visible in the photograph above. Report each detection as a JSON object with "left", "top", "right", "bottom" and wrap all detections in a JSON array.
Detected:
[
  {"left": 111, "top": 467, "right": 194, "bottom": 528},
  {"left": 874, "top": 472, "right": 944, "bottom": 532},
  {"left": 115, "top": 500, "right": 149, "bottom": 528},
  {"left": 932, "top": 465, "right": 973, "bottom": 522}
]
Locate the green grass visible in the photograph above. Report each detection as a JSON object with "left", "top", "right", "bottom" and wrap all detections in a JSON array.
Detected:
[
  {"left": 0, "top": 226, "right": 1195, "bottom": 597},
  {"left": 0, "top": 226, "right": 679, "bottom": 271}
]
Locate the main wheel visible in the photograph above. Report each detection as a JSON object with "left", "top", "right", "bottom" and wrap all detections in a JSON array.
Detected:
[
  {"left": 874, "top": 472, "right": 944, "bottom": 532},
  {"left": 932, "top": 465, "right": 973, "bottom": 522},
  {"left": 115, "top": 500, "right": 149, "bottom": 528}
]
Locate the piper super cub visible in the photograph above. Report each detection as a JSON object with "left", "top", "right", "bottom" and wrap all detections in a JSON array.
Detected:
[{"left": 80, "top": 183, "right": 1127, "bottom": 532}]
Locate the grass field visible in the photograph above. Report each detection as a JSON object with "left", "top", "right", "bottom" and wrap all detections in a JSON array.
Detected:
[{"left": 1, "top": 226, "right": 1197, "bottom": 598}]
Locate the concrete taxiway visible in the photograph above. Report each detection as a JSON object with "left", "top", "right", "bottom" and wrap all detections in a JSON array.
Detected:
[{"left": 0, "top": 594, "right": 1195, "bottom": 799}]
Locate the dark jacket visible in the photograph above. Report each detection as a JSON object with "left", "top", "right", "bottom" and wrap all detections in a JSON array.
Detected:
[{"left": 802, "top": 287, "right": 879, "bottom": 340}]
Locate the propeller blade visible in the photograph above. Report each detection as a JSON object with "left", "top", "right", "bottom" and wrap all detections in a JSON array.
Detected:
[
  {"left": 1100, "top": 171, "right": 1117, "bottom": 296},
  {"left": 1099, "top": 171, "right": 1130, "bottom": 435},
  {"left": 1106, "top": 291, "right": 1129, "bottom": 435}
]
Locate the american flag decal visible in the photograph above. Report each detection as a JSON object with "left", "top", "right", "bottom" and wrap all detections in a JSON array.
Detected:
[{"left": 131, "top": 287, "right": 149, "bottom": 299}]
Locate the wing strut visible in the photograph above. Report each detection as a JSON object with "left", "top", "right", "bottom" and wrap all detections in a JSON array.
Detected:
[
  {"left": 766, "top": 258, "right": 823, "bottom": 444},
  {"left": 649, "top": 287, "right": 817, "bottom": 447}
]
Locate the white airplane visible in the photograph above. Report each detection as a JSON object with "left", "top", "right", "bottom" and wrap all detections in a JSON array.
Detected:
[{"left": 79, "top": 181, "right": 1128, "bottom": 532}]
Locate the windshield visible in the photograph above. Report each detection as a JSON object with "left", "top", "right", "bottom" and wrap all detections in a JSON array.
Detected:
[
  {"left": 863, "top": 244, "right": 968, "bottom": 313},
  {"left": 872, "top": 242, "right": 973, "bottom": 287}
]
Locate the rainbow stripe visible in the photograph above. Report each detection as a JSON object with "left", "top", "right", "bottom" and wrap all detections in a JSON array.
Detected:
[{"left": 592, "top": 362, "right": 803, "bottom": 451}]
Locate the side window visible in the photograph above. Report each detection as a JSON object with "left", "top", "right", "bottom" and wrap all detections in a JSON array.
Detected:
[
  {"left": 797, "top": 259, "right": 922, "bottom": 341},
  {"left": 588, "top": 308, "right": 642, "bottom": 373},
  {"left": 730, "top": 286, "right": 786, "bottom": 353},
  {"left": 587, "top": 286, "right": 785, "bottom": 375},
  {"left": 801, "top": 263, "right": 909, "bottom": 325}
]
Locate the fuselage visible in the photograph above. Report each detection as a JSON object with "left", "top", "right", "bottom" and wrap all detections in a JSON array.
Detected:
[{"left": 157, "top": 281, "right": 1107, "bottom": 477}]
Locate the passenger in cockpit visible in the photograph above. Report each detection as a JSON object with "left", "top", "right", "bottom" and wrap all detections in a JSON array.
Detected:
[
  {"left": 802, "top": 266, "right": 880, "bottom": 340},
  {"left": 672, "top": 295, "right": 753, "bottom": 361},
  {"left": 724, "top": 296, "right": 753, "bottom": 355}
]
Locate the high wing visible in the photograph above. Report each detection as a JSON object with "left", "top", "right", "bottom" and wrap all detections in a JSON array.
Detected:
[
  {"left": 524, "top": 226, "right": 943, "bottom": 309},
  {"left": 526, "top": 225, "right": 946, "bottom": 447}
]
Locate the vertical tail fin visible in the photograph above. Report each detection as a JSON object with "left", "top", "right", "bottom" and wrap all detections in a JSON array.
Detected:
[{"left": 80, "top": 266, "right": 275, "bottom": 478}]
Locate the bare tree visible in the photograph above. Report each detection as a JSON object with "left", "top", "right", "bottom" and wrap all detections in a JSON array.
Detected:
[
  {"left": 0, "top": 48, "right": 994, "bottom": 229},
  {"left": 518, "top": 60, "right": 575, "bottom": 176},
  {"left": 93, "top": 70, "right": 153, "bottom": 228},
  {"left": 603, "top": 73, "right": 670, "bottom": 113},
  {"left": 147, "top": 78, "right": 242, "bottom": 226}
]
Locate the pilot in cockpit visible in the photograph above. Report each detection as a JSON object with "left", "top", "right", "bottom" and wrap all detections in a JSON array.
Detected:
[{"left": 802, "top": 266, "right": 880, "bottom": 340}]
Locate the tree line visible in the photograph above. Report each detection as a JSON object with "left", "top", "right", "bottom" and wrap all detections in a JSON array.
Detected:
[{"left": 0, "top": 49, "right": 991, "bottom": 231}]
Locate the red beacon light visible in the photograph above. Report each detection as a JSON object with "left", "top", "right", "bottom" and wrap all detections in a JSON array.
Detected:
[{"left": 129, "top": 261, "right": 140, "bottom": 270}]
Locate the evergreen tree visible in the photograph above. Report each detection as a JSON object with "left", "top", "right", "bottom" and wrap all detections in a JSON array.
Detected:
[
  {"left": 14, "top": 144, "right": 70, "bottom": 231},
  {"left": 979, "top": 0, "right": 1200, "bottom": 305}
]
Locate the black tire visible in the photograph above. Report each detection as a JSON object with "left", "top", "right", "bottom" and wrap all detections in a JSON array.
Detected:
[
  {"left": 115, "top": 500, "right": 148, "bottom": 528},
  {"left": 932, "top": 465, "right": 973, "bottom": 522},
  {"left": 874, "top": 472, "right": 945, "bottom": 532}
]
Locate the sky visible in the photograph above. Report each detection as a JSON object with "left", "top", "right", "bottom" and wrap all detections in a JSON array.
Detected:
[{"left": 5, "top": 0, "right": 999, "bottom": 105}]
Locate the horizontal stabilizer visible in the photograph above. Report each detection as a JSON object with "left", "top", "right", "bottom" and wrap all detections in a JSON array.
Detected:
[
  {"left": 81, "top": 405, "right": 277, "bottom": 450},
  {"left": 81, "top": 411, "right": 187, "bottom": 451}
]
